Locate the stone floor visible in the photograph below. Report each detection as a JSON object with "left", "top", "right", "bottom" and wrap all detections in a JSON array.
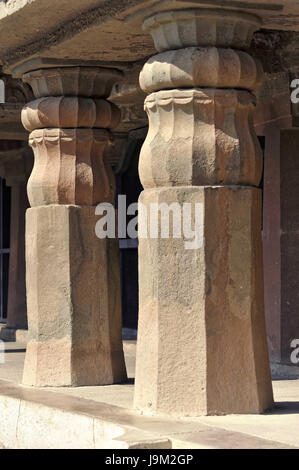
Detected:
[{"left": 0, "top": 340, "right": 299, "bottom": 449}]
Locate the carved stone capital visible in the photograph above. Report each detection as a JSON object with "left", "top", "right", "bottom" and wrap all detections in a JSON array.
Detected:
[
  {"left": 23, "top": 67, "right": 123, "bottom": 99},
  {"left": 143, "top": 9, "right": 261, "bottom": 52},
  {"left": 139, "top": 88, "right": 262, "bottom": 188},
  {"left": 22, "top": 97, "right": 120, "bottom": 132},
  {"left": 21, "top": 66, "right": 123, "bottom": 207},
  {"left": 139, "top": 8, "right": 264, "bottom": 189},
  {"left": 2, "top": 74, "right": 34, "bottom": 104},
  {"left": 140, "top": 47, "right": 263, "bottom": 93},
  {"left": 28, "top": 128, "right": 113, "bottom": 206},
  {"left": 110, "top": 83, "right": 147, "bottom": 132}
]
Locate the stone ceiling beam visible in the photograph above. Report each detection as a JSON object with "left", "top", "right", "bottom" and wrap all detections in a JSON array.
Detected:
[{"left": 1, "top": 1, "right": 299, "bottom": 76}]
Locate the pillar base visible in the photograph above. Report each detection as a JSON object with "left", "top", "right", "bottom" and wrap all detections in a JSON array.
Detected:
[
  {"left": 0, "top": 326, "right": 28, "bottom": 343},
  {"left": 134, "top": 186, "right": 273, "bottom": 416},
  {"left": 271, "top": 362, "right": 299, "bottom": 379},
  {"left": 23, "top": 205, "right": 127, "bottom": 387}
]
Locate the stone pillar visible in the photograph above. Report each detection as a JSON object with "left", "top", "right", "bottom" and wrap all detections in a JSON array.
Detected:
[
  {"left": 261, "top": 71, "right": 299, "bottom": 377},
  {"left": 0, "top": 142, "right": 32, "bottom": 342},
  {"left": 134, "top": 8, "right": 273, "bottom": 416},
  {"left": 20, "top": 66, "right": 127, "bottom": 386},
  {"left": 263, "top": 127, "right": 299, "bottom": 377}
]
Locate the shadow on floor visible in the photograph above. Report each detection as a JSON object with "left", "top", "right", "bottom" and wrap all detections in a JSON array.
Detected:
[
  {"left": 125, "top": 378, "right": 134, "bottom": 385},
  {"left": 265, "top": 402, "right": 299, "bottom": 415},
  {"left": 272, "top": 377, "right": 299, "bottom": 381},
  {"left": 3, "top": 349, "right": 26, "bottom": 354}
]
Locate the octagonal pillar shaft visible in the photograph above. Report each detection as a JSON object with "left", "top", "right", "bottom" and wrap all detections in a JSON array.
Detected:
[{"left": 134, "top": 8, "right": 273, "bottom": 416}]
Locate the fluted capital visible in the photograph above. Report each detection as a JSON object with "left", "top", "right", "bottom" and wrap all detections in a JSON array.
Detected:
[
  {"left": 140, "top": 47, "right": 263, "bottom": 93},
  {"left": 139, "top": 88, "right": 262, "bottom": 188},
  {"left": 23, "top": 66, "right": 123, "bottom": 99},
  {"left": 28, "top": 128, "right": 113, "bottom": 206},
  {"left": 139, "top": 7, "right": 264, "bottom": 190},
  {"left": 20, "top": 64, "right": 123, "bottom": 208},
  {"left": 143, "top": 8, "right": 262, "bottom": 52},
  {"left": 22, "top": 97, "right": 120, "bottom": 132}
]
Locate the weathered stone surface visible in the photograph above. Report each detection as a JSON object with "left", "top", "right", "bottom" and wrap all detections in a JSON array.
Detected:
[
  {"left": 27, "top": 128, "right": 114, "bottom": 206},
  {"left": 22, "top": 67, "right": 123, "bottom": 98},
  {"left": 110, "top": 84, "right": 147, "bottom": 132},
  {"left": 0, "top": 372, "right": 296, "bottom": 449},
  {"left": 264, "top": 128, "right": 299, "bottom": 371},
  {"left": 21, "top": 64, "right": 127, "bottom": 387},
  {"left": 23, "top": 205, "right": 127, "bottom": 387},
  {"left": 2, "top": 0, "right": 299, "bottom": 79},
  {"left": 142, "top": 9, "right": 261, "bottom": 52},
  {"left": 135, "top": 7, "right": 273, "bottom": 416},
  {"left": 254, "top": 71, "right": 292, "bottom": 135},
  {"left": 0, "top": 394, "right": 21, "bottom": 449},
  {"left": 139, "top": 89, "right": 263, "bottom": 188},
  {"left": 22, "top": 97, "right": 120, "bottom": 131},
  {"left": 135, "top": 186, "right": 273, "bottom": 416},
  {"left": 140, "top": 47, "right": 263, "bottom": 93}
]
